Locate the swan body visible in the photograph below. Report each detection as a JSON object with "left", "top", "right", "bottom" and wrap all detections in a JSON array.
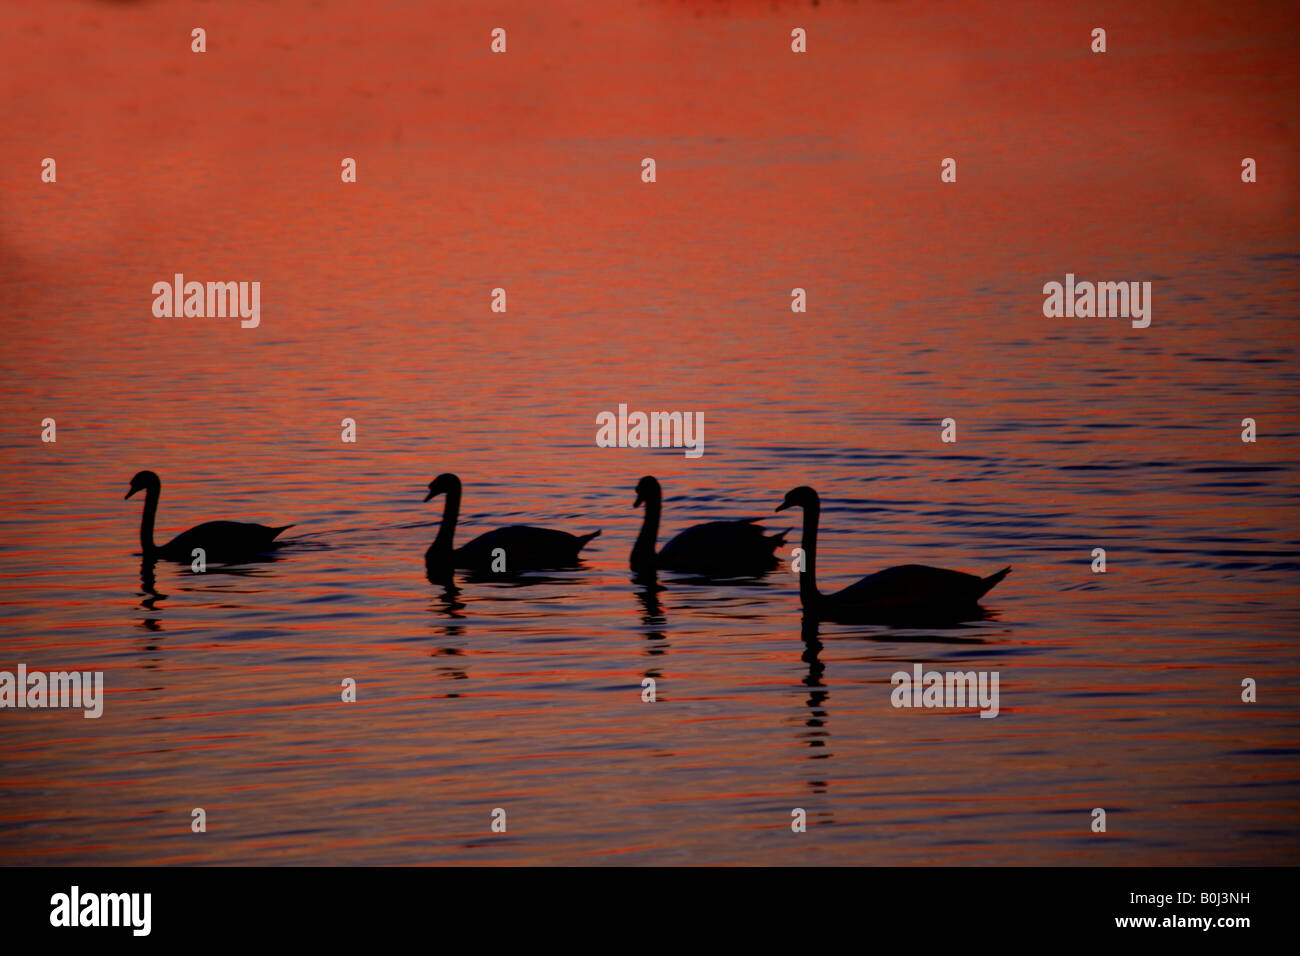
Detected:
[
  {"left": 451, "top": 525, "right": 601, "bottom": 569},
  {"left": 126, "top": 470, "right": 292, "bottom": 563},
  {"left": 424, "top": 473, "right": 600, "bottom": 574},
  {"left": 631, "top": 476, "right": 786, "bottom": 576},
  {"left": 776, "top": 485, "right": 1009, "bottom": 622}
]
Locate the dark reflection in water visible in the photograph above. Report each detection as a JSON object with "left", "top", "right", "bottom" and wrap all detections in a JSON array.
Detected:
[
  {"left": 799, "top": 617, "right": 831, "bottom": 765},
  {"left": 137, "top": 558, "right": 163, "bottom": 610},
  {"left": 631, "top": 571, "right": 670, "bottom": 661}
]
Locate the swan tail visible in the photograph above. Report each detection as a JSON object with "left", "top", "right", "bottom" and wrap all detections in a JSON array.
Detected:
[
  {"left": 769, "top": 527, "right": 793, "bottom": 548},
  {"left": 977, "top": 566, "right": 1011, "bottom": 598},
  {"left": 271, "top": 525, "right": 295, "bottom": 539},
  {"left": 576, "top": 530, "right": 602, "bottom": 550}
]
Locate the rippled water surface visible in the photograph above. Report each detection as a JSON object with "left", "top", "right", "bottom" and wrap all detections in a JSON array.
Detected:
[{"left": 1, "top": 0, "right": 1298, "bottom": 864}]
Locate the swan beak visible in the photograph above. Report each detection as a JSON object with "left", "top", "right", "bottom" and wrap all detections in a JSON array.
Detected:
[
  {"left": 125, "top": 487, "right": 139, "bottom": 500},
  {"left": 774, "top": 500, "right": 791, "bottom": 512},
  {"left": 633, "top": 493, "right": 643, "bottom": 508},
  {"left": 423, "top": 489, "right": 435, "bottom": 502}
]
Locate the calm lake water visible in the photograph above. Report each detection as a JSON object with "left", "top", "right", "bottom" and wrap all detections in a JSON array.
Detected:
[{"left": 0, "top": 0, "right": 1297, "bottom": 864}]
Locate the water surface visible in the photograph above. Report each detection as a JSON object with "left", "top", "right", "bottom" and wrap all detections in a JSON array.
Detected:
[{"left": 0, "top": 0, "right": 1297, "bottom": 864}]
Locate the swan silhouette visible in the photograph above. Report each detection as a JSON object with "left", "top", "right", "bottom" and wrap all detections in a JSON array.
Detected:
[
  {"left": 423, "top": 473, "right": 600, "bottom": 574},
  {"left": 775, "top": 486, "right": 1009, "bottom": 622},
  {"left": 125, "top": 470, "right": 292, "bottom": 563},
  {"left": 630, "top": 475, "right": 787, "bottom": 576}
]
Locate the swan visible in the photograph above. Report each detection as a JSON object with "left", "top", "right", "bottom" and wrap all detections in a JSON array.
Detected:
[
  {"left": 630, "top": 475, "right": 787, "bottom": 576},
  {"left": 423, "top": 473, "right": 600, "bottom": 574},
  {"left": 125, "top": 470, "right": 292, "bottom": 563},
  {"left": 775, "top": 486, "right": 1009, "bottom": 622}
]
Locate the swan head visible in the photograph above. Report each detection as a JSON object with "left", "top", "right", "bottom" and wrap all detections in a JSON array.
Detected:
[
  {"left": 776, "top": 485, "right": 819, "bottom": 513},
  {"left": 633, "top": 475, "right": 661, "bottom": 508},
  {"left": 126, "top": 470, "right": 160, "bottom": 499},
  {"left": 424, "top": 473, "right": 461, "bottom": 502}
]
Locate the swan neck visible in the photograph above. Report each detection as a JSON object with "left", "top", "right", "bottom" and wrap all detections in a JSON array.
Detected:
[
  {"left": 799, "top": 501, "right": 821, "bottom": 604},
  {"left": 631, "top": 494, "right": 661, "bottom": 567},
  {"left": 140, "top": 484, "right": 159, "bottom": 554},
  {"left": 432, "top": 484, "right": 461, "bottom": 553}
]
